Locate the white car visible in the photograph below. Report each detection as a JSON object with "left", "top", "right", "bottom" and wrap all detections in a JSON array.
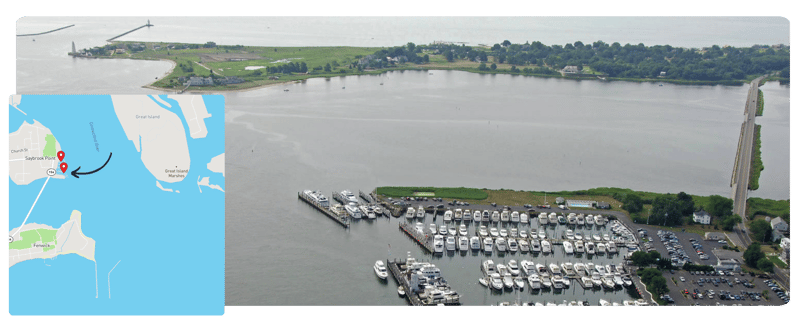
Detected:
[{"left": 679, "top": 276, "right": 686, "bottom": 282}]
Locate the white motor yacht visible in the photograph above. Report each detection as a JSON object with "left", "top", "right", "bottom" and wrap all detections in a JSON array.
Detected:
[
  {"left": 514, "top": 276, "right": 525, "bottom": 289},
  {"left": 565, "top": 229, "right": 574, "bottom": 239},
  {"left": 538, "top": 212, "right": 548, "bottom": 225},
  {"left": 507, "top": 260, "right": 520, "bottom": 276},
  {"left": 360, "top": 205, "right": 376, "bottom": 219},
  {"left": 520, "top": 260, "right": 537, "bottom": 276},
  {"left": 429, "top": 224, "right": 437, "bottom": 234},
  {"left": 561, "top": 262, "right": 574, "bottom": 275},
  {"left": 528, "top": 274, "right": 542, "bottom": 290},
  {"left": 510, "top": 211, "right": 520, "bottom": 223},
  {"left": 585, "top": 242, "right": 596, "bottom": 255},
  {"left": 339, "top": 190, "right": 360, "bottom": 204},
  {"left": 502, "top": 273, "right": 514, "bottom": 289},
  {"left": 538, "top": 229, "right": 547, "bottom": 240},
  {"left": 458, "top": 236, "right": 469, "bottom": 251},
  {"left": 595, "top": 265, "right": 607, "bottom": 276},
  {"left": 482, "top": 259, "right": 497, "bottom": 276},
  {"left": 558, "top": 214, "right": 566, "bottom": 225},
  {"left": 438, "top": 225, "right": 448, "bottom": 235},
  {"left": 405, "top": 207, "right": 416, "bottom": 219},
  {"left": 489, "top": 227, "right": 499, "bottom": 237},
  {"left": 551, "top": 275, "right": 565, "bottom": 289},
  {"left": 568, "top": 213, "right": 577, "bottom": 225},
  {"left": 463, "top": 209, "right": 472, "bottom": 221},
  {"left": 613, "top": 273, "right": 624, "bottom": 286},
  {"left": 541, "top": 240, "right": 552, "bottom": 254},
  {"left": 501, "top": 210, "right": 510, "bottom": 222},
  {"left": 574, "top": 232, "right": 583, "bottom": 240},
  {"left": 518, "top": 239, "right": 530, "bottom": 252},
  {"left": 433, "top": 235, "right": 444, "bottom": 253},
  {"left": 495, "top": 237, "right": 507, "bottom": 253},
  {"left": 519, "top": 230, "right": 527, "bottom": 238},
  {"left": 478, "top": 225, "right": 488, "bottom": 237},
  {"left": 374, "top": 260, "right": 388, "bottom": 279},
  {"left": 529, "top": 228, "right": 538, "bottom": 239},
  {"left": 459, "top": 224, "right": 468, "bottom": 236},
  {"left": 491, "top": 211, "right": 500, "bottom": 222},
  {"left": 481, "top": 210, "right": 490, "bottom": 222},
  {"left": 593, "top": 233, "right": 601, "bottom": 241},
  {"left": 607, "top": 241, "right": 617, "bottom": 253},
  {"left": 541, "top": 275, "right": 552, "bottom": 288},
  {"left": 415, "top": 222, "right": 424, "bottom": 234},
  {"left": 508, "top": 238, "right": 518, "bottom": 252},
  {"left": 530, "top": 239, "right": 541, "bottom": 253},
  {"left": 563, "top": 241, "right": 574, "bottom": 254},
  {"left": 597, "top": 243, "right": 606, "bottom": 254},
  {"left": 603, "top": 233, "right": 611, "bottom": 241},
  {"left": 499, "top": 228, "right": 507, "bottom": 237},
  {"left": 575, "top": 240, "right": 585, "bottom": 253},
  {"left": 520, "top": 212, "right": 529, "bottom": 224},
  {"left": 622, "top": 274, "right": 633, "bottom": 286},
  {"left": 595, "top": 215, "right": 605, "bottom": 226},
  {"left": 448, "top": 226, "right": 457, "bottom": 236},
  {"left": 548, "top": 212, "right": 558, "bottom": 225},
  {"left": 443, "top": 210, "right": 453, "bottom": 222},
  {"left": 346, "top": 203, "right": 362, "bottom": 219},
  {"left": 599, "top": 299, "right": 610, "bottom": 306},
  {"left": 549, "top": 263, "right": 562, "bottom": 275},
  {"left": 591, "top": 272, "right": 603, "bottom": 287},
  {"left": 536, "top": 263, "right": 548, "bottom": 276},
  {"left": 417, "top": 206, "right": 425, "bottom": 218},
  {"left": 483, "top": 237, "right": 494, "bottom": 253},
  {"left": 473, "top": 210, "right": 482, "bottom": 222},
  {"left": 574, "top": 263, "right": 587, "bottom": 276},
  {"left": 509, "top": 228, "right": 517, "bottom": 237},
  {"left": 585, "top": 214, "right": 594, "bottom": 225},
  {"left": 586, "top": 262, "right": 595, "bottom": 275},
  {"left": 489, "top": 273, "right": 504, "bottom": 290},
  {"left": 581, "top": 276, "right": 593, "bottom": 288},
  {"left": 562, "top": 276, "right": 571, "bottom": 287},
  {"left": 446, "top": 236, "right": 456, "bottom": 251},
  {"left": 470, "top": 236, "right": 481, "bottom": 250}
]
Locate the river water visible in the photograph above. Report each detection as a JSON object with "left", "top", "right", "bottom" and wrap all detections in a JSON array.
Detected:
[{"left": 15, "top": 17, "right": 789, "bottom": 306}]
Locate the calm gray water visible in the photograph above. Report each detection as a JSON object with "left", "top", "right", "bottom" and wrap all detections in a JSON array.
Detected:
[{"left": 15, "top": 17, "right": 790, "bottom": 305}]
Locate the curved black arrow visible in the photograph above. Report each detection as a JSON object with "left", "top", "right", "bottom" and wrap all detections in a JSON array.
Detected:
[{"left": 71, "top": 152, "right": 112, "bottom": 178}]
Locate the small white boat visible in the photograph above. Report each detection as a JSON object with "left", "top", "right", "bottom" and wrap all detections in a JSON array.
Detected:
[
  {"left": 374, "top": 260, "right": 388, "bottom": 279},
  {"left": 557, "top": 214, "right": 566, "bottom": 225},
  {"left": 574, "top": 263, "right": 588, "bottom": 276},
  {"left": 459, "top": 224, "right": 468, "bottom": 236},
  {"left": 482, "top": 259, "right": 497, "bottom": 276},
  {"left": 585, "top": 242, "right": 596, "bottom": 255},
  {"left": 613, "top": 273, "right": 624, "bottom": 286},
  {"left": 595, "top": 215, "right": 605, "bottom": 226},
  {"left": 501, "top": 210, "right": 510, "bottom": 222},
  {"left": 470, "top": 236, "right": 481, "bottom": 250},
  {"left": 541, "top": 240, "right": 552, "bottom": 253},
  {"left": 536, "top": 263, "right": 548, "bottom": 276},
  {"left": 538, "top": 229, "right": 547, "bottom": 240},
  {"left": 551, "top": 275, "right": 565, "bottom": 289},
  {"left": 538, "top": 212, "right": 548, "bottom": 225},
  {"left": 563, "top": 241, "right": 574, "bottom": 254},
  {"left": 541, "top": 275, "right": 552, "bottom": 288},
  {"left": 595, "top": 265, "right": 607, "bottom": 276},
  {"left": 405, "top": 207, "right": 415, "bottom": 219},
  {"left": 502, "top": 273, "right": 514, "bottom": 289},
  {"left": 561, "top": 262, "right": 575, "bottom": 275},
  {"left": 518, "top": 230, "right": 527, "bottom": 238},
  {"left": 597, "top": 243, "right": 606, "bottom": 254},
  {"left": 581, "top": 277, "right": 593, "bottom": 288},
  {"left": 529, "top": 228, "right": 538, "bottom": 239},
  {"left": 593, "top": 233, "right": 601, "bottom": 241},
  {"left": 622, "top": 274, "right": 633, "bottom": 286},
  {"left": 520, "top": 212, "right": 528, "bottom": 224},
  {"left": 514, "top": 276, "right": 525, "bottom": 289},
  {"left": 518, "top": 239, "right": 529, "bottom": 252},
  {"left": 585, "top": 214, "right": 594, "bottom": 225},
  {"left": 499, "top": 228, "right": 508, "bottom": 237},
  {"left": 446, "top": 236, "right": 456, "bottom": 251},
  {"left": 495, "top": 237, "right": 507, "bottom": 253},
  {"left": 507, "top": 260, "right": 520, "bottom": 276},
  {"left": 443, "top": 210, "right": 453, "bottom": 222},
  {"left": 478, "top": 225, "right": 488, "bottom": 237},
  {"left": 565, "top": 229, "right": 574, "bottom": 239},
  {"left": 417, "top": 206, "right": 425, "bottom": 218},
  {"left": 575, "top": 240, "right": 585, "bottom": 253},
  {"left": 510, "top": 211, "right": 520, "bottom": 223},
  {"left": 463, "top": 209, "right": 472, "bottom": 221},
  {"left": 429, "top": 223, "right": 437, "bottom": 235},
  {"left": 398, "top": 286, "right": 405, "bottom": 296},
  {"left": 599, "top": 299, "right": 610, "bottom": 306},
  {"left": 479, "top": 278, "right": 489, "bottom": 287},
  {"left": 548, "top": 212, "right": 558, "bottom": 225},
  {"left": 473, "top": 210, "right": 482, "bottom": 222},
  {"left": 607, "top": 241, "right": 618, "bottom": 254},
  {"left": 489, "top": 227, "right": 499, "bottom": 237},
  {"left": 481, "top": 210, "right": 490, "bottom": 222},
  {"left": 509, "top": 228, "right": 517, "bottom": 237},
  {"left": 591, "top": 272, "right": 603, "bottom": 286},
  {"left": 491, "top": 211, "right": 500, "bottom": 222},
  {"left": 433, "top": 235, "right": 444, "bottom": 253},
  {"left": 458, "top": 236, "right": 469, "bottom": 251},
  {"left": 574, "top": 232, "right": 583, "bottom": 240},
  {"left": 528, "top": 274, "right": 541, "bottom": 290},
  {"left": 415, "top": 222, "right": 424, "bottom": 234},
  {"left": 520, "top": 260, "right": 536, "bottom": 276},
  {"left": 603, "top": 233, "right": 611, "bottom": 241},
  {"left": 530, "top": 239, "right": 541, "bottom": 253},
  {"left": 562, "top": 276, "right": 571, "bottom": 287},
  {"left": 489, "top": 273, "right": 504, "bottom": 290},
  {"left": 483, "top": 237, "right": 494, "bottom": 253},
  {"left": 448, "top": 226, "right": 457, "bottom": 236},
  {"left": 439, "top": 225, "right": 447, "bottom": 235},
  {"left": 568, "top": 213, "right": 577, "bottom": 225},
  {"left": 508, "top": 238, "right": 518, "bottom": 252}
]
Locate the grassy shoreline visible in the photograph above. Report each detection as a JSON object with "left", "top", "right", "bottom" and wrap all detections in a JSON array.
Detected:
[
  {"left": 756, "top": 89, "right": 765, "bottom": 116},
  {"left": 749, "top": 124, "right": 763, "bottom": 190},
  {"left": 81, "top": 41, "right": 763, "bottom": 92}
]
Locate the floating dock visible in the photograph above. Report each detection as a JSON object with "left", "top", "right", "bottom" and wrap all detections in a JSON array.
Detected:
[
  {"left": 298, "top": 192, "right": 349, "bottom": 227},
  {"left": 398, "top": 222, "right": 434, "bottom": 253}
]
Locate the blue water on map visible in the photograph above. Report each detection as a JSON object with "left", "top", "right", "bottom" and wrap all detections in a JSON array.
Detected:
[{"left": 8, "top": 95, "right": 224, "bottom": 315}]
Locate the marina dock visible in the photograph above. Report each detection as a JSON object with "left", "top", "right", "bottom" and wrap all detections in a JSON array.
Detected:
[
  {"left": 359, "top": 190, "right": 374, "bottom": 203},
  {"left": 399, "top": 222, "right": 434, "bottom": 253},
  {"left": 298, "top": 192, "right": 349, "bottom": 227},
  {"left": 387, "top": 258, "right": 422, "bottom": 306}
]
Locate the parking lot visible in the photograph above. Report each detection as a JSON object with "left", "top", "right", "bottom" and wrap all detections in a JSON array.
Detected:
[
  {"left": 663, "top": 269, "right": 788, "bottom": 306},
  {"left": 635, "top": 226, "right": 722, "bottom": 267}
]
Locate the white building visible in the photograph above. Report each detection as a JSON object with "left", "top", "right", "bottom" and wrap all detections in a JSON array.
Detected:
[
  {"left": 779, "top": 237, "right": 790, "bottom": 261},
  {"left": 714, "top": 258, "right": 741, "bottom": 272},
  {"left": 692, "top": 210, "right": 711, "bottom": 225}
]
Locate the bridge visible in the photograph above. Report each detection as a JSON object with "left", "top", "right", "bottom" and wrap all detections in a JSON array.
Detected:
[{"left": 730, "top": 76, "right": 764, "bottom": 248}]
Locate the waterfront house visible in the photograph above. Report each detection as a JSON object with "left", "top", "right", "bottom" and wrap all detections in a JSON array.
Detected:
[
  {"left": 693, "top": 210, "right": 711, "bottom": 225},
  {"left": 561, "top": 65, "right": 579, "bottom": 74},
  {"left": 186, "top": 76, "right": 214, "bottom": 86},
  {"left": 779, "top": 237, "right": 790, "bottom": 261},
  {"left": 770, "top": 217, "right": 788, "bottom": 242},
  {"left": 659, "top": 71, "right": 666, "bottom": 77}
]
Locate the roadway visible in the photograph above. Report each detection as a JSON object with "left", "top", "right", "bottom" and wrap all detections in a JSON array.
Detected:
[{"left": 731, "top": 76, "right": 764, "bottom": 248}]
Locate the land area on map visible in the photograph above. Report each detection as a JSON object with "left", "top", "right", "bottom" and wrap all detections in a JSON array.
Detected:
[
  {"left": 72, "top": 39, "right": 790, "bottom": 92},
  {"left": 9, "top": 210, "right": 95, "bottom": 267},
  {"left": 9, "top": 120, "right": 66, "bottom": 185}
]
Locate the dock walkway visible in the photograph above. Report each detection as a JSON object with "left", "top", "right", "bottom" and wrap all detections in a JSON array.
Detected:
[
  {"left": 387, "top": 258, "right": 423, "bottom": 306},
  {"left": 298, "top": 192, "right": 349, "bottom": 227},
  {"left": 399, "top": 222, "right": 434, "bottom": 253}
]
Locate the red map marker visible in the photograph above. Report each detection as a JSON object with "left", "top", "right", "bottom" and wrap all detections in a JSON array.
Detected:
[
  {"left": 57, "top": 151, "right": 65, "bottom": 161},
  {"left": 60, "top": 163, "right": 68, "bottom": 173}
]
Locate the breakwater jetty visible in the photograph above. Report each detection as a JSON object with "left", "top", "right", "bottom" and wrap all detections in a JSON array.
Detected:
[
  {"left": 107, "top": 20, "right": 154, "bottom": 42},
  {"left": 17, "top": 24, "right": 75, "bottom": 37}
]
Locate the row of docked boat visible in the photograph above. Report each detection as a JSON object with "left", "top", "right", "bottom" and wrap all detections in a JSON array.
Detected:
[
  {"left": 491, "top": 299, "right": 649, "bottom": 307},
  {"left": 391, "top": 252, "right": 461, "bottom": 305},
  {"left": 571, "top": 262, "right": 633, "bottom": 290},
  {"left": 412, "top": 208, "right": 611, "bottom": 227}
]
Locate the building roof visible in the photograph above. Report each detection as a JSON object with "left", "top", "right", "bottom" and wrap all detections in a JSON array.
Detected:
[
  {"left": 770, "top": 217, "right": 786, "bottom": 227},
  {"left": 694, "top": 210, "right": 710, "bottom": 218}
]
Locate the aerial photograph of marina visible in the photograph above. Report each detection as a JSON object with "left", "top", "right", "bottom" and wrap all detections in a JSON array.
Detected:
[{"left": 13, "top": 15, "right": 790, "bottom": 307}]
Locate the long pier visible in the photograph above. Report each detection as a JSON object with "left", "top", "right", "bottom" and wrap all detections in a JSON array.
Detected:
[
  {"left": 107, "top": 22, "right": 154, "bottom": 42},
  {"left": 297, "top": 192, "right": 349, "bottom": 227},
  {"left": 398, "top": 222, "right": 434, "bottom": 253},
  {"left": 17, "top": 24, "right": 75, "bottom": 37}
]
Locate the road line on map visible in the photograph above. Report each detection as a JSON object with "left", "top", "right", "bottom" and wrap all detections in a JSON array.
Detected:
[
  {"left": 108, "top": 260, "right": 121, "bottom": 299},
  {"left": 95, "top": 262, "right": 99, "bottom": 298},
  {"left": 12, "top": 176, "right": 50, "bottom": 237}
]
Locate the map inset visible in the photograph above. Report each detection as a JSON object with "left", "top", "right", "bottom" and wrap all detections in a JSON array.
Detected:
[{"left": 8, "top": 95, "right": 224, "bottom": 315}]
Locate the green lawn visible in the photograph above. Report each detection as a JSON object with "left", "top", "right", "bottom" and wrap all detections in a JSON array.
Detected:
[
  {"left": 749, "top": 124, "right": 763, "bottom": 190},
  {"left": 756, "top": 89, "right": 765, "bottom": 116},
  {"left": 768, "top": 255, "right": 788, "bottom": 269}
]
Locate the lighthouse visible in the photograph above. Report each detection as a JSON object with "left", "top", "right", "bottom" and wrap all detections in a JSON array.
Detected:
[{"left": 72, "top": 41, "right": 76, "bottom": 54}]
